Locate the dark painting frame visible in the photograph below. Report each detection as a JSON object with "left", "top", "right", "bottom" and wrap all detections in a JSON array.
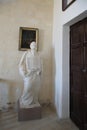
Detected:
[
  {"left": 19, "top": 27, "right": 39, "bottom": 51},
  {"left": 62, "top": 0, "right": 76, "bottom": 11}
]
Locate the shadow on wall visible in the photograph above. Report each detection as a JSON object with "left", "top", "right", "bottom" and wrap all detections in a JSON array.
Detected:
[{"left": 0, "top": 79, "right": 22, "bottom": 111}]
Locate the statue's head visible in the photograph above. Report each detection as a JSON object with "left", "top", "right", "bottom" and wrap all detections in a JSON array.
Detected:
[{"left": 30, "top": 41, "right": 37, "bottom": 50}]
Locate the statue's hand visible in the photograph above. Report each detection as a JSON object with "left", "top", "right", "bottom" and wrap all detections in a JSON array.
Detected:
[
  {"left": 37, "top": 71, "right": 41, "bottom": 75},
  {"left": 36, "top": 68, "right": 41, "bottom": 75},
  {"left": 25, "top": 69, "right": 36, "bottom": 77},
  {"left": 25, "top": 68, "right": 41, "bottom": 77}
]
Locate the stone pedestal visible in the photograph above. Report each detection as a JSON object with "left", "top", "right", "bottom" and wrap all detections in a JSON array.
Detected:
[{"left": 17, "top": 100, "right": 41, "bottom": 121}]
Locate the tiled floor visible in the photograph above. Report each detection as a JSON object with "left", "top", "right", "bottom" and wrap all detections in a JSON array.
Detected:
[{"left": 0, "top": 106, "right": 79, "bottom": 130}]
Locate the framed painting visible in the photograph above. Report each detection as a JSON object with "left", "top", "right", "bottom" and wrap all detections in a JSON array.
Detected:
[
  {"left": 19, "top": 27, "right": 39, "bottom": 51},
  {"left": 62, "top": 0, "right": 76, "bottom": 11}
]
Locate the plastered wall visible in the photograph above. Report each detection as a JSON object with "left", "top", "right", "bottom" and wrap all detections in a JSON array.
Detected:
[{"left": 0, "top": 0, "right": 53, "bottom": 109}]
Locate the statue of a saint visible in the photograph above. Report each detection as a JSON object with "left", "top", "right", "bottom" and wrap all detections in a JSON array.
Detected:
[{"left": 19, "top": 42, "right": 42, "bottom": 108}]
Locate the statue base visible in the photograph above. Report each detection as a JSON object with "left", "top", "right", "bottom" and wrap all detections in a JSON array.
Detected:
[{"left": 17, "top": 100, "right": 41, "bottom": 121}]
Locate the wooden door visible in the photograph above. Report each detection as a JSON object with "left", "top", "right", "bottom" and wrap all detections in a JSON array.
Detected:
[{"left": 70, "top": 18, "right": 87, "bottom": 130}]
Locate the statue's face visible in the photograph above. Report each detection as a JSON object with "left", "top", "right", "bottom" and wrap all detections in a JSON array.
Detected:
[{"left": 30, "top": 42, "right": 37, "bottom": 50}]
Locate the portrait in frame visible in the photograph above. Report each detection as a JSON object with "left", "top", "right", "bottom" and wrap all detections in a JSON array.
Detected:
[
  {"left": 19, "top": 27, "right": 39, "bottom": 51},
  {"left": 62, "top": 0, "right": 76, "bottom": 11}
]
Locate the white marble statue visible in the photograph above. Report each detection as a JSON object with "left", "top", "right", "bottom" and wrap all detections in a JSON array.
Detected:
[{"left": 19, "top": 42, "right": 42, "bottom": 108}]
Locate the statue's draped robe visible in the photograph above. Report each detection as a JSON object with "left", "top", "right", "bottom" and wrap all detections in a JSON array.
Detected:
[{"left": 19, "top": 51, "right": 42, "bottom": 108}]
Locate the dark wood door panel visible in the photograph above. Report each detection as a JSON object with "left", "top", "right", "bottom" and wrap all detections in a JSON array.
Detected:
[
  {"left": 84, "top": 18, "right": 87, "bottom": 42},
  {"left": 83, "top": 72, "right": 87, "bottom": 99},
  {"left": 85, "top": 47, "right": 87, "bottom": 67},
  {"left": 70, "top": 94, "right": 84, "bottom": 121},
  {"left": 71, "top": 71, "right": 84, "bottom": 93},
  {"left": 70, "top": 18, "right": 87, "bottom": 130},
  {"left": 71, "top": 47, "right": 83, "bottom": 67},
  {"left": 70, "top": 22, "right": 84, "bottom": 44}
]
